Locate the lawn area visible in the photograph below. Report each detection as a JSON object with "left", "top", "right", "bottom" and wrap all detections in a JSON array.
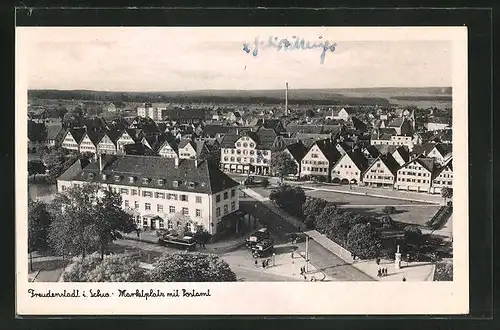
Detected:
[
  {"left": 305, "top": 190, "right": 428, "bottom": 206},
  {"left": 339, "top": 205, "right": 441, "bottom": 227}
]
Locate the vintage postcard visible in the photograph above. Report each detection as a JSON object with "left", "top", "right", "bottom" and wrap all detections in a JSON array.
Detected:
[{"left": 16, "top": 26, "right": 468, "bottom": 315}]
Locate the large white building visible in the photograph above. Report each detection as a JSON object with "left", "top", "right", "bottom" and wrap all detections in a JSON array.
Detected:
[
  {"left": 220, "top": 128, "right": 285, "bottom": 175},
  {"left": 57, "top": 155, "right": 240, "bottom": 235}
]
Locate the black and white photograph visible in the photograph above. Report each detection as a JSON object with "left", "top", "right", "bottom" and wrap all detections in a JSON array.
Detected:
[{"left": 16, "top": 25, "right": 469, "bottom": 315}]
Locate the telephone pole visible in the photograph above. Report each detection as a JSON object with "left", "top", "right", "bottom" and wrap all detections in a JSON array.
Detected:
[{"left": 305, "top": 236, "right": 309, "bottom": 272}]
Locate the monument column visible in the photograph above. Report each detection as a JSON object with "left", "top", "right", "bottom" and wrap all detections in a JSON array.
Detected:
[{"left": 395, "top": 245, "right": 402, "bottom": 269}]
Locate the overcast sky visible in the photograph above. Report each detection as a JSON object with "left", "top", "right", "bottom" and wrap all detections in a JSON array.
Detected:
[{"left": 19, "top": 27, "right": 452, "bottom": 91}]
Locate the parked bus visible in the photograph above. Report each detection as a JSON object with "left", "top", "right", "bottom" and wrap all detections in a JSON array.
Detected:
[
  {"left": 158, "top": 234, "right": 197, "bottom": 251},
  {"left": 245, "top": 227, "right": 270, "bottom": 248},
  {"left": 251, "top": 238, "right": 274, "bottom": 258}
]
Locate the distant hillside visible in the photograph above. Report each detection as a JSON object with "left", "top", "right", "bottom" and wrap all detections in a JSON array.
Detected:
[{"left": 28, "top": 87, "right": 451, "bottom": 108}]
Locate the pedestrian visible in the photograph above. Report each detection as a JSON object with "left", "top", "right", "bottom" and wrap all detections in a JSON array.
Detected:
[
  {"left": 376, "top": 258, "right": 380, "bottom": 265},
  {"left": 262, "top": 260, "right": 266, "bottom": 268},
  {"left": 384, "top": 268, "right": 387, "bottom": 276},
  {"left": 136, "top": 229, "right": 140, "bottom": 238},
  {"left": 255, "top": 260, "right": 258, "bottom": 267},
  {"left": 377, "top": 269, "right": 381, "bottom": 277},
  {"left": 402, "top": 277, "right": 407, "bottom": 282},
  {"left": 291, "top": 251, "right": 294, "bottom": 259}
]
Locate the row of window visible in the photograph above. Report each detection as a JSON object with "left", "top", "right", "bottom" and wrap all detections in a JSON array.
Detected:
[
  {"left": 365, "top": 175, "right": 393, "bottom": 180},
  {"left": 124, "top": 200, "right": 203, "bottom": 216},
  {"left": 223, "top": 156, "right": 268, "bottom": 164},
  {"left": 303, "top": 167, "right": 328, "bottom": 173},
  {"left": 397, "top": 178, "right": 430, "bottom": 183},
  {"left": 334, "top": 171, "right": 359, "bottom": 176},
  {"left": 399, "top": 171, "right": 430, "bottom": 177},
  {"left": 223, "top": 149, "right": 269, "bottom": 156},
  {"left": 302, "top": 160, "right": 327, "bottom": 165},
  {"left": 215, "top": 202, "right": 236, "bottom": 217},
  {"left": 112, "top": 187, "right": 203, "bottom": 203},
  {"left": 215, "top": 190, "right": 236, "bottom": 202},
  {"left": 235, "top": 142, "right": 255, "bottom": 148}
]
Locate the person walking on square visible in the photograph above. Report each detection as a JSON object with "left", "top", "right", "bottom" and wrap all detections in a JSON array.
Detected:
[
  {"left": 376, "top": 258, "right": 380, "bottom": 266},
  {"left": 377, "top": 268, "right": 381, "bottom": 277},
  {"left": 255, "top": 260, "right": 258, "bottom": 268}
]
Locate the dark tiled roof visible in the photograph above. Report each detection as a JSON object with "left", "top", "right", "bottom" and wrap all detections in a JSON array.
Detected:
[
  {"left": 202, "top": 124, "right": 232, "bottom": 136},
  {"left": 314, "top": 139, "right": 342, "bottom": 164},
  {"left": 123, "top": 143, "right": 157, "bottom": 156},
  {"left": 387, "top": 117, "right": 405, "bottom": 128},
  {"left": 286, "top": 142, "right": 307, "bottom": 162},
  {"left": 57, "top": 158, "right": 89, "bottom": 181},
  {"left": 162, "top": 109, "right": 207, "bottom": 121},
  {"left": 411, "top": 142, "right": 436, "bottom": 156},
  {"left": 46, "top": 125, "right": 63, "bottom": 140},
  {"left": 286, "top": 124, "right": 323, "bottom": 134},
  {"left": 433, "top": 157, "right": 453, "bottom": 178},
  {"left": 434, "top": 143, "right": 453, "bottom": 157},
  {"left": 399, "top": 155, "right": 435, "bottom": 174},
  {"left": 371, "top": 153, "right": 400, "bottom": 176},
  {"left": 69, "top": 128, "right": 86, "bottom": 144},
  {"left": 393, "top": 146, "right": 410, "bottom": 163},
  {"left": 351, "top": 117, "right": 367, "bottom": 132},
  {"left": 372, "top": 144, "right": 398, "bottom": 155},
  {"left": 364, "top": 145, "right": 380, "bottom": 158},
  {"left": 262, "top": 119, "right": 284, "bottom": 131},
  {"left": 67, "top": 155, "right": 239, "bottom": 194}
]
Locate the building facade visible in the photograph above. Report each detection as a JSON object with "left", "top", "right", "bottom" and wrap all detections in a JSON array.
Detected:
[
  {"left": 362, "top": 155, "right": 399, "bottom": 187},
  {"left": 300, "top": 139, "right": 340, "bottom": 181},
  {"left": 57, "top": 155, "right": 240, "bottom": 235},
  {"left": 331, "top": 151, "right": 368, "bottom": 185},
  {"left": 394, "top": 157, "right": 434, "bottom": 192},
  {"left": 430, "top": 158, "right": 453, "bottom": 194}
]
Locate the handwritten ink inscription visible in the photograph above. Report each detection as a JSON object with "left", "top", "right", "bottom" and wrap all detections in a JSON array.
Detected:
[
  {"left": 242, "top": 36, "right": 337, "bottom": 64},
  {"left": 27, "top": 288, "right": 212, "bottom": 300}
]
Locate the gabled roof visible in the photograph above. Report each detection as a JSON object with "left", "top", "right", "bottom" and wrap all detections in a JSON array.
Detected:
[
  {"left": 46, "top": 125, "right": 63, "bottom": 140},
  {"left": 261, "top": 119, "right": 284, "bottom": 132},
  {"left": 312, "top": 139, "right": 342, "bottom": 164},
  {"left": 202, "top": 124, "right": 232, "bottom": 136},
  {"left": 87, "top": 130, "right": 106, "bottom": 145},
  {"left": 432, "top": 157, "right": 453, "bottom": 178},
  {"left": 162, "top": 108, "right": 207, "bottom": 121},
  {"left": 433, "top": 143, "right": 453, "bottom": 157},
  {"left": 364, "top": 145, "right": 381, "bottom": 158},
  {"left": 411, "top": 142, "right": 436, "bottom": 157},
  {"left": 351, "top": 117, "right": 367, "bottom": 132},
  {"left": 334, "top": 150, "right": 369, "bottom": 172},
  {"left": 373, "top": 144, "right": 399, "bottom": 155},
  {"left": 286, "top": 142, "right": 307, "bottom": 163},
  {"left": 123, "top": 143, "right": 157, "bottom": 156},
  {"left": 66, "top": 155, "right": 239, "bottom": 194},
  {"left": 365, "top": 154, "right": 400, "bottom": 176},
  {"left": 67, "top": 128, "right": 86, "bottom": 144},
  {"left": 399, "top": 155, "right": 436, "bottom": 174},
  {"left": 393, "top": 146, "right": 410, "bottom": 163},
  {"left": 57, "top": 158, "right": 89, "bottom": 181}
]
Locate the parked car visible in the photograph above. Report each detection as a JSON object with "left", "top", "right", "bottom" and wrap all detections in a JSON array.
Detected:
[{"left": 245, "top": 227, "right": 271, "bottom": 248}]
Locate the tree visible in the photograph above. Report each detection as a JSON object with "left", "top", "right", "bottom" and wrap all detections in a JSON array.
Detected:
[
  {"left": 28, "top": 199, "right": 53, "bottom": 271},
  {"left": 41, "top": 147, "right": 80, "bottom": 184},
  {"left": 441, "top": 187, "right": 453, "bottom": 204},
  {"left": 28, "top": 121, "right": 48, "bottom": 142},
  {"left": 148, "top": 253, "right": 237, "bottom": 282},
  {"left": 302, "top": 197, "right": 328, "bottom": 220},
  {"left": 383, "top": 206, "right": 397, "bottom": 215},
  {"left": 166, "top": 212, "right": 195, "bottom": 236},
  {"left": 269, "top": 184, "right": 306, "bottom": 217},
  {"left": 28, "top": 160, "right": 46, "bottom": 181},
  {"left": 313, "top": 205, "right": 341, "bottom": 238},
  {"left": 346, "top": 223, "right": 382, "bottom": 259},
  {"left": 63, "top": 254, "right": 146, "bottom": 282},
  {"left": 48, "top": 184, "right": 135, "bottom": 260},
  {"left": 261, "top": 178, "right": 270, "bottom": 187},
  {"left": 403, "top": 225, "right": 423, "bottom": 248},
  {"left": 271, "top": 151, "right": 298, "bottom": 183},
  {"left": 94, "top": 189, "right": 136, "bottom": 260},
  {"left": 56, "top": 107, "right": 68, "bottom": 121}
]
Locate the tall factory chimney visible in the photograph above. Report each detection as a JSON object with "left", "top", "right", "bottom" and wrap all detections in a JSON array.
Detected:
[{"left": 285, "top": 82, "right": 289, "bottom": 116}]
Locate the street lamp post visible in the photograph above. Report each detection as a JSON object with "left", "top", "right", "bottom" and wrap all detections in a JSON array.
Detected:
[
  {"left": 272, "top": 253, "right": 276, "bottom": 266},
  {"left": 305, "top": 236, "right": 309, "bottom": 273}
]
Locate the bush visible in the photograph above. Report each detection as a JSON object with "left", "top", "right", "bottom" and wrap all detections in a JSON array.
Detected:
[
  {"left": 261, "top": 178, "right": 270, "bottom": 188},
  {"left": 346, "top": 223, "right": 382, "bottom": 259},
  {"left": 269, "top": 184, "right": 306, "bottom": 218},
  {"left": 383, "top": 206, "right": 397, "bottom": 214},
  {"left": 433, "top": 261, "right": 453, "bottom": 281}
]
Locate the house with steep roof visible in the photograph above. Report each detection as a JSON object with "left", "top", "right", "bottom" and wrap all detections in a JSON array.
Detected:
[
  {"left": 97, "top": 130, "right": 120, "bottom": 155},
  {"left": 370, "top": 127, "right": 414, "bottom": 150},
  {"left": 57, "top": 155, "right": 240, "bottom": 235},
  {"left": 116, "top": 129, "right": 139, "bottom": 154},
  {"left": 261, "top": 119, "right": 286, "bottom": 134},
  {"left": 177, "top": 139, "right": 210, "bottom": 160},
  {"left": 391, "top": 146, "right": 411, "bottom": 166},
  {"left": 362, "top": 154, "right": 400, "bottom": 187},
  {"left": 386, "top": 117, "right": 413, "bottom": 136},
  {"left": 431, "top": 158, "right": 453, "bottom": 194},
  {"left": 220, "top": 128, "right": 285, "bottom": 175},
  {"left": 283, "top": 141, "right": 308, "bottom": 179},
  {"left": 300, "top": 139, "right": 342, "bottom": 181},
  {"left": 394, "top": 156, "right": 435, "bottom": 192},
  {"left": 44, "top": 125, "right": 65, "bottom": 148},
  {"left": 331, "top": 151, "right": 369, "bottom": 185},
  {"left": 61, "top": 128, "right": 86, "bottom": 152},
  {"left": 427, "top": 143, "right": 452, "bottom": 165}
]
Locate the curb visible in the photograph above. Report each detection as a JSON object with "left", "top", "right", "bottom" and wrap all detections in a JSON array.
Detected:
[{"left": 309, "top": 187, "right": 441, "bottom": 205}]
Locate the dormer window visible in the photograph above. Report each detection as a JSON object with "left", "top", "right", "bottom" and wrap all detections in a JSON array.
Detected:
[
  {"left": 128, "top": 176, "right": 135, "bottom": 183},
  {"left": 142, "top": 177, "right": 150, "bottom": 184},
  {"left": 101, "top": 174, "right": 107, "bottom": 180},
  {"left": 157, "top": 179, "right": 164, "bottom": 185},
  {"left": 113, "top": 175, "right": 121, "bottom": 182},
  {"left": 201, "top": 182, "right": 206, "bottom": 187},
  {"left": 188, "top": 181, "right": 196, "bottom": 189},
  {"left": 173, "top": 181, "right": 179, "bottom": 188},
  {"left": 87, "top": 173, "right": 95, "bottom": 180}
]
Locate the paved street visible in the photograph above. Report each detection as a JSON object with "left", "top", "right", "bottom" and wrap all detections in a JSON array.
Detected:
[{"left": 239, "top": 194, "right": 374, "bottom": 281}]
